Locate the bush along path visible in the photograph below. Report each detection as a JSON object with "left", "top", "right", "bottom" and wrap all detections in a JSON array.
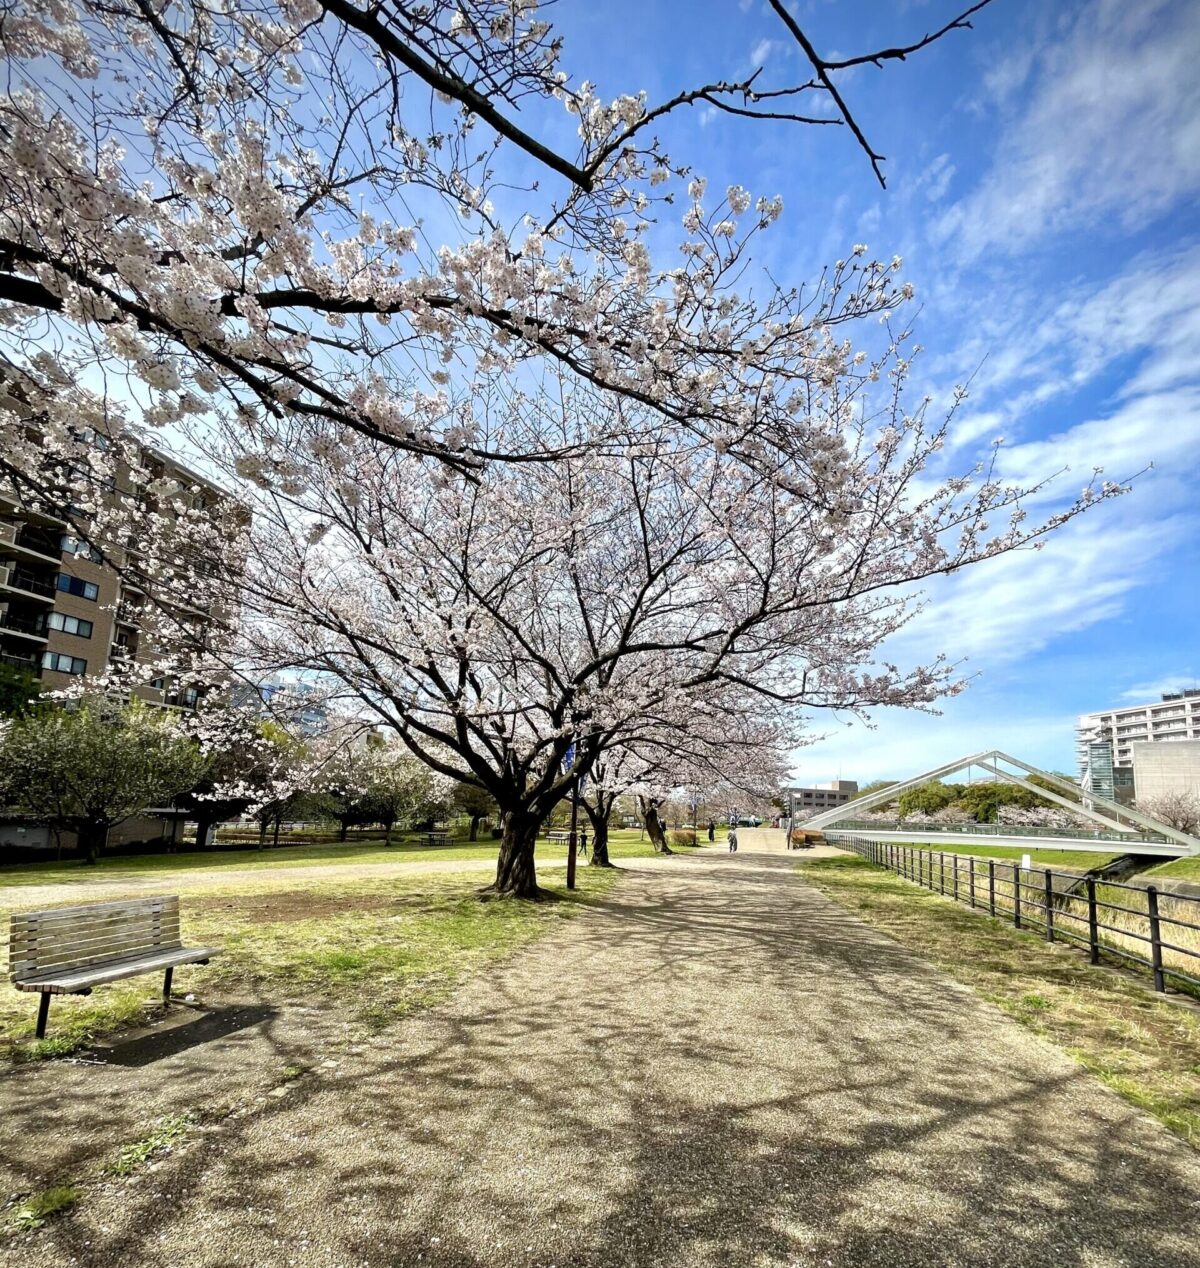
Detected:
[{"left": 4, "top": 841, "right": 1200, "bottom": 1267}]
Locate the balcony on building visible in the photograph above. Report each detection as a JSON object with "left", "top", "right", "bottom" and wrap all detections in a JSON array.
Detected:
[
  {"left": 0, "top": 562, "right": 57, "bottom": 603},
  {"left": 0, "top": 520, "right": 64, "bottom": 565},
  {"left": 0, "top": 607, "right": 48, "bottom": 643}
]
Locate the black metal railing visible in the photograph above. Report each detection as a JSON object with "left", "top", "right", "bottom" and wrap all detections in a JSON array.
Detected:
[
  {"left": 827, "top": 833, "right": 1200, "bottom": 996},
  {"left": 0, "top": 611, "right": 47, "bottom": 636},
  {"left": 0, "top": 651, "right": 38, "bottom": 671},
  {"left": 2, "top": 567, "right": 56, "bottom": 597}
]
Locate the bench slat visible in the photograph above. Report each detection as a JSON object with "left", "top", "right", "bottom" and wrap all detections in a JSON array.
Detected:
[
  {"left": 13, "top": 946, "right": 220, "bottom": 994},
  {"left": 10, "top": 896, "right": 178, "bottom": 926},
  {"left": 12, "top": 912, "right": 180, "bottom": 953},
  {"left": 9, "top": 936, "right": 185, "bottom": 978},
  {"left": 12, "top": 912, "right": 180, "bottom": 944},
  {"left": 7, "top": 897, "right": 189, "bottom": 984},
  {"left": 9, "top": 922, "right": 181, "bottom": 975}
]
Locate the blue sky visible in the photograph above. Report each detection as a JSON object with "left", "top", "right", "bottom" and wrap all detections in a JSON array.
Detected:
[{"left": 545, "top": 0, "right": 1200, "bottom": 781}]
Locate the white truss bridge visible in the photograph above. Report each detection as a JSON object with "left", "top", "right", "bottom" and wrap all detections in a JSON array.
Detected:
[{"left": 803, "top": 750, "right": 1200, "bottom": 858}]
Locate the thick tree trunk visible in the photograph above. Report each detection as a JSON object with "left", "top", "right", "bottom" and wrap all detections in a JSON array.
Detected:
[
  {"left": 384, "top": 819, "right": 393, "bottom": 845},
  {"left": 79, "top": 821, "right": 107, "bottom": 865},
  {"left": 489, "top": 815, "right": 543, "bottom": 898},
  {"left": 641, "top": 801, "right": 673, "bottom": 854},
  {"left": 583, "top": 802, "right": 613, "bottom": 867},
  {"left": 338, "top": 820, "right": 349, "bottom": 842},
  {"left": 469, "top": 813, "right": 482, "bottom": 842},
  {"left": 589, "top": 816, "right": 611, "bottom": 867}
]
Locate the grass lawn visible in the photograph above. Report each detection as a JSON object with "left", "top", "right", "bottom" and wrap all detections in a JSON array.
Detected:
[
  {"left": 865, "top": 842, "right": 1122, "bottom": 869},
  {"left": 0, "top": 859, "right": 621, "bottom": 1061},
  {"left": 1141, "top": 856, "right": 1200, "bottom": 882},
  {"left": 798, "top": 854, "right": 1200, "bottom": 1146},
  {"left": 0, "top": 836, "right": 500, "bottom": 887},
  {"left": 0, "top": 824, "right": 690, "bottom": 889}
]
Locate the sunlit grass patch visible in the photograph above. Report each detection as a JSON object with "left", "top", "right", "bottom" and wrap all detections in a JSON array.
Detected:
[
  {"left": 1, "top": 868, "right": 619, "bottom": 1058},
  {"left": 106, "top": 1112, "right": 197, "bottom": 1177},
  {"left": 3, "top": 1184, "right": 80, "bottom": 1235}
]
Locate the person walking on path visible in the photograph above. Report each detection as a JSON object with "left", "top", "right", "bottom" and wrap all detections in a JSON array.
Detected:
[
  {"left": 727, "top": 825, "right": 738, "bottom": 854},
  {"left": 707, "top": 819, "right": 716, "bottom": 842}
]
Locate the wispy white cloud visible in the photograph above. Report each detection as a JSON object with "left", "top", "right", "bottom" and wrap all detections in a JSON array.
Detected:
[
  {"left": 934, "top": 0, "right": 1200, "bottom": 260},
  {"left": 893, "top": 505, "right": 1190, "bottom": 669},
  {"left": 797, "top": 706, "right": 1080, "bottom": 785},
  {"left": 1119, "top": 674, "right": 1200, "bottom": 703}
]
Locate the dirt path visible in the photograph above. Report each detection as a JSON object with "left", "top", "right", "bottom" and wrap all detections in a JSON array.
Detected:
[{"left": 3, "top": 832, "right": 1198, "bottom": 1267}]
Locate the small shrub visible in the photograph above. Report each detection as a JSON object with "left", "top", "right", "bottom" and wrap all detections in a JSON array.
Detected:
[{"left": 669, "top": 829, "right": 697, "bottom": 848}]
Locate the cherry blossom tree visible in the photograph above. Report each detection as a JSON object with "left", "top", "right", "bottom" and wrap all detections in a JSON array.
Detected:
[
  {"left": 147, "top": 357, "right": 1120, "bottom": 897},
  {"left": 1, "top": 0, "right": 998, "bottom": 496},
  {"left": 579, "top": 694, "right": 793, "bottom": 863},
  {"left": 0, "top": 0, "right": 1133, "bottom": 902}
]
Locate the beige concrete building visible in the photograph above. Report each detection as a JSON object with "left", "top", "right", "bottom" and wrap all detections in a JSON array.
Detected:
[
  {"left": 789, "top": 780, "right": 859, "bottom": 815},
  {"left": 1131, "top": 740, "right": 1200, "bottom": 802}
]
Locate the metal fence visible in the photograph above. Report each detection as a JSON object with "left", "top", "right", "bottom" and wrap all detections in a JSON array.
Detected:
[
  {"left": 828, "top": 818, "right": 1176, "bottom": 846},
  {"left": 826, "top": 833, "right": 1200, "bottom": 996}
]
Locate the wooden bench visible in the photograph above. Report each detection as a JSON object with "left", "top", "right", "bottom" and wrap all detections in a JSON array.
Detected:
[
  {"left": 421, "top": 831, "right": 450, "bottom": 847},
  {"left": 546, "top": 830, "right": 571, "bottom": 844},
  {"left": 8, "top": 896, "right": 220, "bottom": 1039}
]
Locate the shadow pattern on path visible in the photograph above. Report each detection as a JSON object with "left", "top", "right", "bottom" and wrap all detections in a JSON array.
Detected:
[{"left": 3, "top": 845, "right": 1198, "bottom": 1268}]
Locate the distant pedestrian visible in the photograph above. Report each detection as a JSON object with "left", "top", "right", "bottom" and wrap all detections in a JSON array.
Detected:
[
  {"left": 707, "top": 819, "right": 716, "bottom": 842},
  {"left": 727, "top": 826, "right": 738, "bottom": 854}
]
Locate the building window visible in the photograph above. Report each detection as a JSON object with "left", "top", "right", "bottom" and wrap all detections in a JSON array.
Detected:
[
  {"left": 179, "top": 686, "right": 199, "bottom": 708},
  {"left": 42, "top": 651, "right": 86, "bottom": 675},
  {"left": 60, "top": 535, "right": 103, "bottom": 563},
  {"left": 47, "top": 613, "right": 93, "bottom": 638},
  {"left": 56, "top": 574, "right": 99, "bottom": 601}
]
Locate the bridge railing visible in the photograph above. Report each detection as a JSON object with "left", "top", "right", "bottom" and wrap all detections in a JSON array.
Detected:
[
  {"left": 826, "top": 834, "right": 1200, "bottom": 997},
  {"left": 826, "top": 819, "right": 1176, "bottom": 846}
]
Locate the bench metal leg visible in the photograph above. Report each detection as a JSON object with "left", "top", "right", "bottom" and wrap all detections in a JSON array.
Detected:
[
  {"left": 35, "top": 992, "right": 51, "bottom": 1040},
  {"left": 163, "top": 967, "right": 174, "bottom": 1005}
]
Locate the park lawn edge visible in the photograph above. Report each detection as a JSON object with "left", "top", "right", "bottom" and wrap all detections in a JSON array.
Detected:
[{"left": 797, "top": 854, "right": 1200, "bottom": 1147}]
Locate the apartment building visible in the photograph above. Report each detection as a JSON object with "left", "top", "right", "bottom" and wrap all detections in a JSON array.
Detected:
[
  {"left": 0, "top": 447, "right": 233, "bottom": 705},
  {"left": 1077, "top": 691, "right": 1200, "bottom": 769},
  {"left": 1076, "top": 690, "right": 1200, "bottom": 798}
]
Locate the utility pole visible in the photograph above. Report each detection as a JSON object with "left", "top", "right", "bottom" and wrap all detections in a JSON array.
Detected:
[
  {"left": 565, "top": 734, "right": 579, "bottom": 890},
  {"left": 567, "top": 777, "right": 579, "bottom": 890}
]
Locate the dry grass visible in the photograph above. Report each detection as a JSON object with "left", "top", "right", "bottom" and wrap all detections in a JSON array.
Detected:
[
  {"left": 799, "top": 854, "right": 1200, "bottom": 1146},
  {"left": 856, "top": 844, "right": 1200, "bottom": 993}
]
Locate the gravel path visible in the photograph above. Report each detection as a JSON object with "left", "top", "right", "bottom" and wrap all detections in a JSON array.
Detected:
[{"left": 3, "top": 832, "right": 1199, "bottom": 1267}]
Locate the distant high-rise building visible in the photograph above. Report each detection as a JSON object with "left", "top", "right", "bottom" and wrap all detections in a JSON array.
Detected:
[
  {"left": 1077, "top": 690, "right": 1200, "bottom": 801},
  {"left": 1082, "top": 741, "right": 1115, "bottom": 801},
  {"left": 1076, "top": 690, "right": 1200, "bottom": 777}
]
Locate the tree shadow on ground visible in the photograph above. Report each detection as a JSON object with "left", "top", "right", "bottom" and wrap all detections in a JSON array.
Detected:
[{"left": 4, "top": 847, "right": 1199, "bottom": 1267}]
